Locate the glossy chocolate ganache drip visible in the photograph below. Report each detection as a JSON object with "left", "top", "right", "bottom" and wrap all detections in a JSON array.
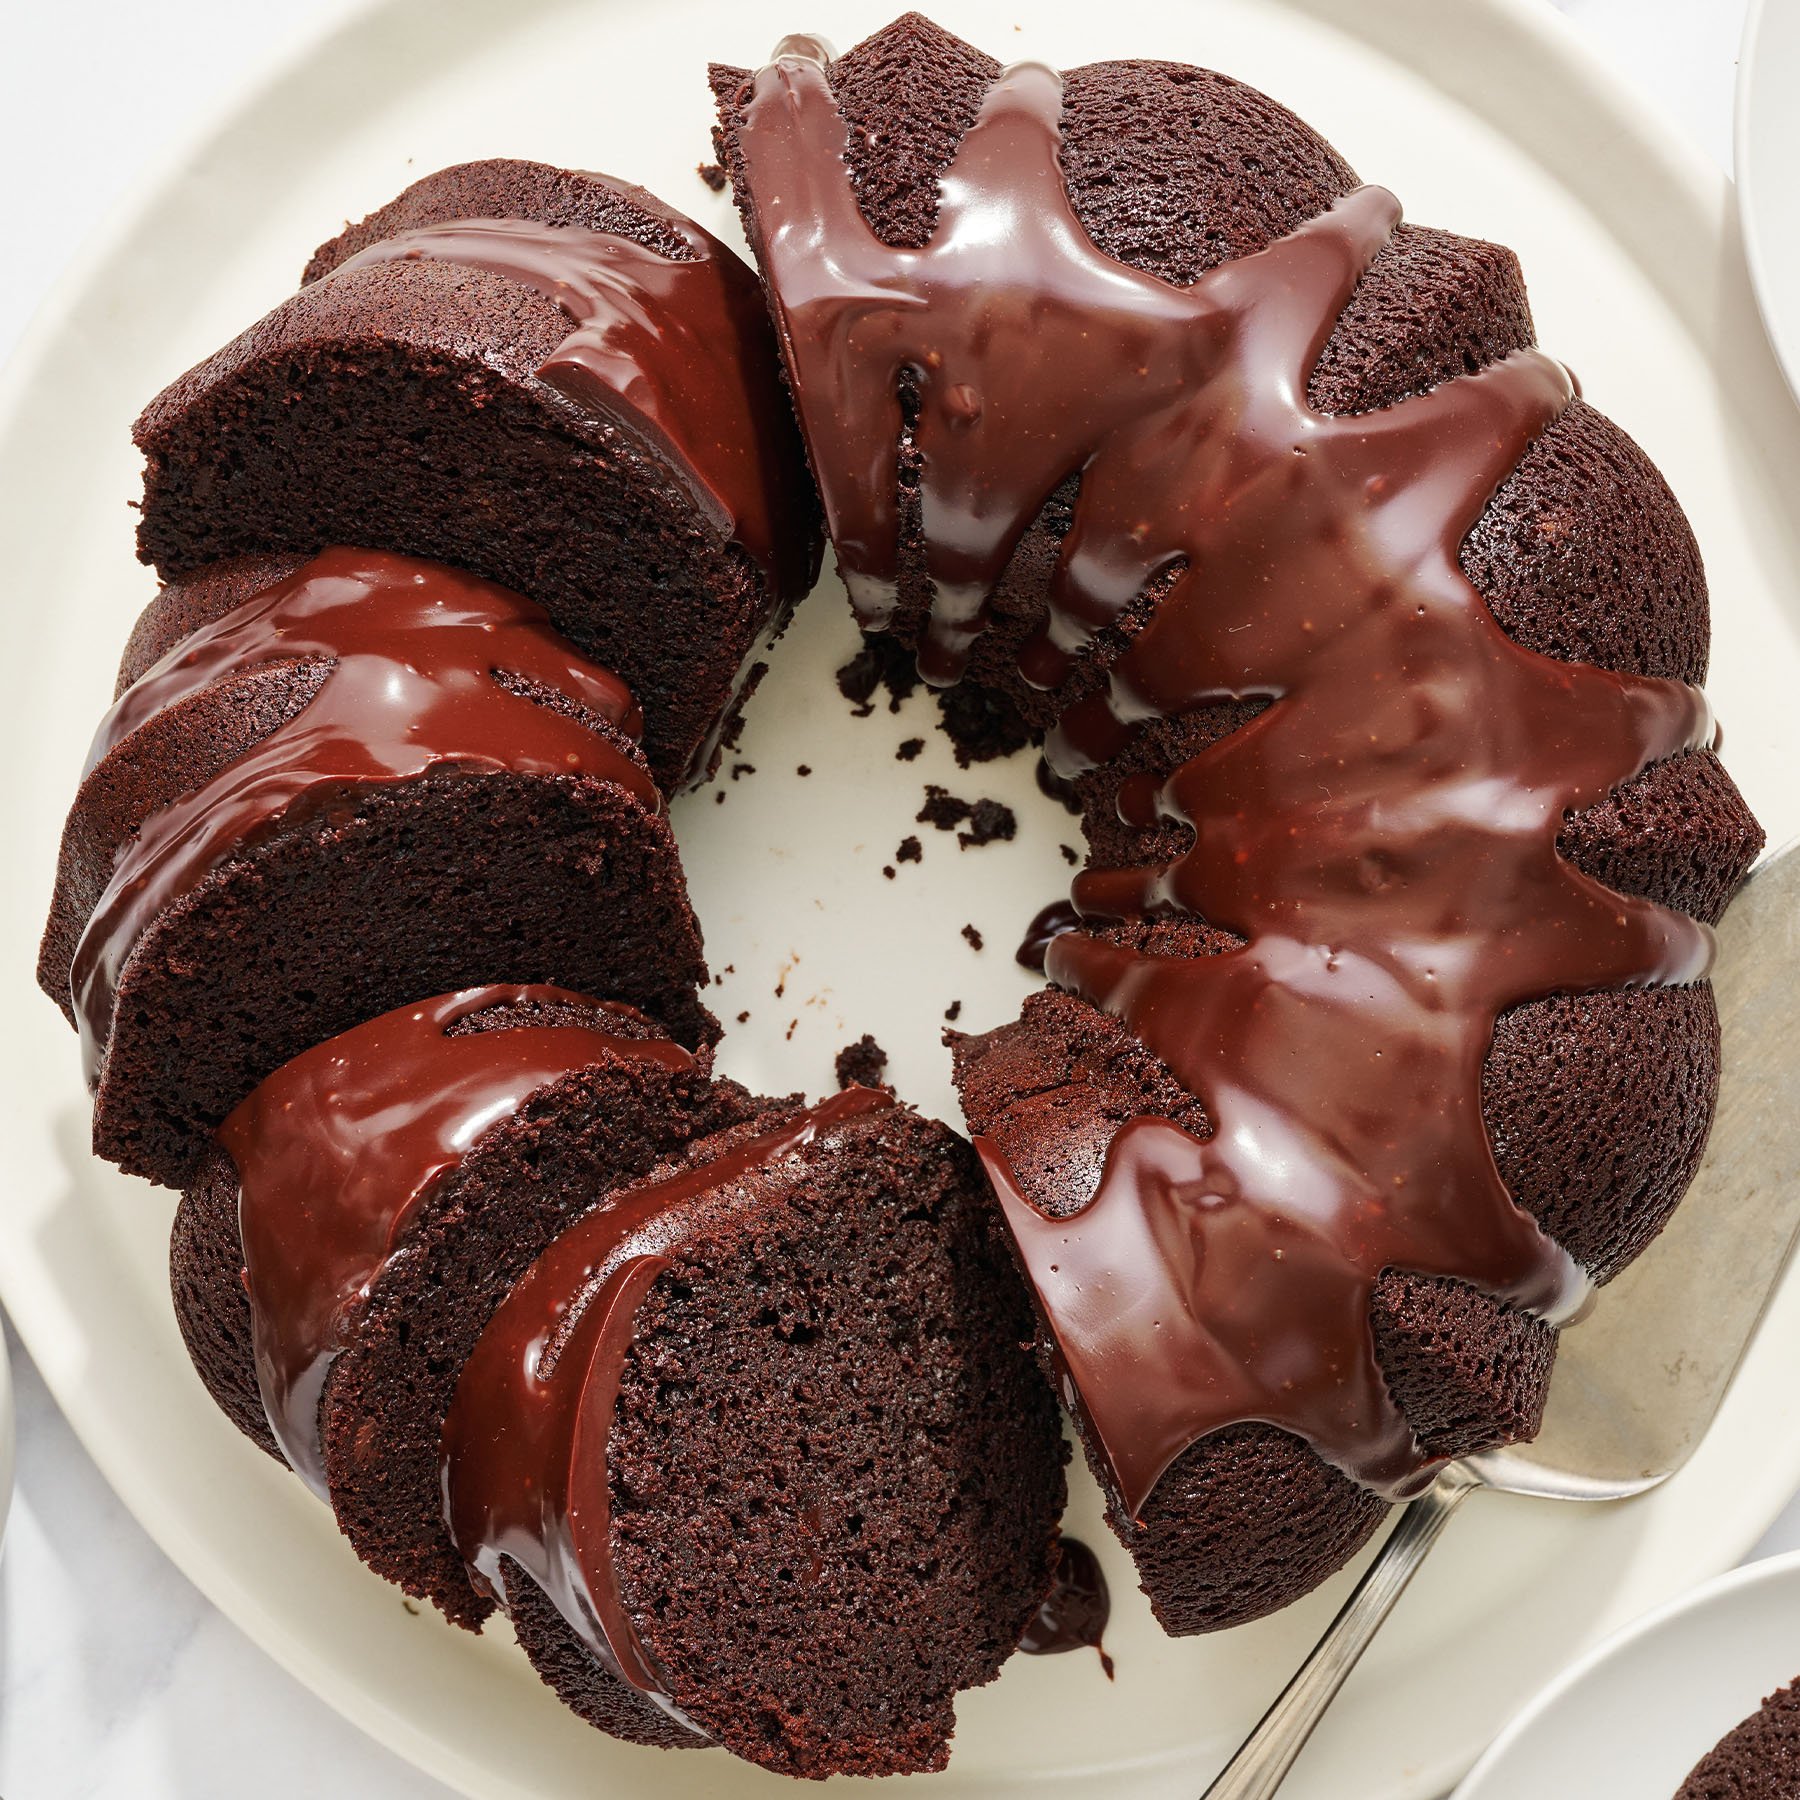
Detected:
[
  {"left": 69, "top": 548, "right": 656, "bottom": 1088},
  {"left": 741, "top": 43, "right": 1717, "bottom": 1515},
  {"left": 218, "top": 985, "right": 693, "bottom": 1495},
  {"left": 442, "top": 1086, "right": 894, "bottom": 1734},
  {"left": 334, "top": 207, "right": 816, "bottom": 601},
  {"left": 1020, "top": 1536, "right": 1113, "bottom": 1676}
]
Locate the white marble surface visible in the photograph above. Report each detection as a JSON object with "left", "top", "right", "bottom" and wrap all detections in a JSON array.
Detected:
[{"left": 0, "top": 0, "right": 1787, "bottom": 1794}]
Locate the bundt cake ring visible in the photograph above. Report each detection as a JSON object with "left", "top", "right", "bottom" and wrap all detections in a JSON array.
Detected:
[{"left": 36, "top": 9, "right": 1764, "bottom": 1786}]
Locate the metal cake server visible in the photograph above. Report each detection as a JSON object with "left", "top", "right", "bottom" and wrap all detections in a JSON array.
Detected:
[{"left": 1203, "top": 844, "right": 1800, "bottom": 1800}]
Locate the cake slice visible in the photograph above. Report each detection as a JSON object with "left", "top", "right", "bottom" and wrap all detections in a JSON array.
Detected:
[
  {"left": 712, "top": 16, "right": 1765, "bottom": 1634},
  {"left": 445, "top": 1084, "right": 1066, "bottom": 1774},
  {"left": 41, "top": 549, "right": 713, "bottom": 1187},
  {"left": 1676, "top": 1679, "right": 1800, "bottom": 1798},
  {"left": 175, "top": 988, "right": 1068, "bottom": 1776},
  {"left": 133, "top": 160, "right": 821, "bottom": 790},
  {"left": 170, "top": 985, "right": 751, "bottom": 1627}
]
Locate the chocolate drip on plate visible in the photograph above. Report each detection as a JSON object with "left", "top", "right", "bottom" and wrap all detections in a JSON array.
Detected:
[
  {"left": 742, "top": 43, "right": 1717, "bottom": 1515},
  {"left": 336, "top": 212, "right": 815, "bottom": 600},
  {"left": 1016, "top": 899, "right": 1083, "bottom": 973},
  {"left": 442, "top": 1086, "right": 894, "bottom": 1729},
  {"left": 1020, "top": 1535, "right": 1113, "bottom": 1676},
  {"left": 220, "top": 985, "right": 691, "bottom": 1496},
  {"left": 70, "top": 549, "right": 654, "bottom": 1088}
]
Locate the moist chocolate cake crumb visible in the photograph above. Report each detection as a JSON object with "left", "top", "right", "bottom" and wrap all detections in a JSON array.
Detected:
[
  {"left": 1061, "top": 843, "right": 1080, "bottom": 865},
  {"left": 835, "top": 632, "right": 922, "bottom": 715},
  {"left": 962, "top": 923, "right": 984, "bottom": 951},
  {"left": 918, "top": 785, "right": 1018, "bottom": 848},
  {"left": 961, "top": 798, "right": 1017, "bottom": 848},
  {"left": 896, "top": 835, "right": 923, "bottom": 864},
  {"left": 714, "top": 790, "right": 726, "bottom": 804},
  {"left": 729, "top": 761, "right": 755, "bottom": 780},
  {"left": 936, "top": 677, "right": 1034, "bottom": 765},
  {"left": 897, "top": 737, "right": 926, "bottom": 761},
  {"left": 882, "top": 865, "right": 896, "bottom": 880},
  {"left": 736, "top": 1010, "right": 750, "bottom": 1024},
  {"left": 697, "top": 161, "right": 728, "bottom": 192},
  {"left": 797, "top": 763, "right": 812, "bottom": 776},
  {"left": 917, "top": 786, "right": 967, "bottom": 832},
  {"left": 944, "top": 1000, "right": 963, "bottom": 1022},
  {"left": 834, "top": 1033, "right": 890, "bottom": 1090}
]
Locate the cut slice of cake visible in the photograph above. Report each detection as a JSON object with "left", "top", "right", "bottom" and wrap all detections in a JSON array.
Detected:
[
  {"left": 42, "top": 549, "right": 714, "bottom": 1187},
  {"left": 133, "top": 160, "right": 821, "bottom": 791}
]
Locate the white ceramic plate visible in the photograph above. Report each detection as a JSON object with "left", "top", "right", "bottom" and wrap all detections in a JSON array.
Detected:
[
  {"left": 1738, "top": 0, "right": 1800, "bottom": 406},
  {"left": 3, "top": 2, "right": 1799, "bottom": 1797},
  {"left": 0, "top": 1328, "right": 13, "bottom": 1555},
  {"left": 1453, "top": 1550, "right": 1800, "bottom": 1798}
]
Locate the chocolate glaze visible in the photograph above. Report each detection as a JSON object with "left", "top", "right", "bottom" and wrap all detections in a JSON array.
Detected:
[
  {"left": 70, "top": 548, "right": 655, "bottom": 1090},
  {"left": 1020, "top": 1535, "right": 1113, "bottom": 1676},
  {"left": 335, "top": 210, "right": 815, "bottom": 600},
  {"left": 442, "top": 1085, "right": 894, "bottom": 1731},
  {"left": 218, "top": 984, "right": 691, "bottom": 1495},
  {"left": 1016, "top": 899, "right": 1083, "bottom": 973},
  {"left": 742, "top": 44, "right": 1717, "bottom": 1515}
]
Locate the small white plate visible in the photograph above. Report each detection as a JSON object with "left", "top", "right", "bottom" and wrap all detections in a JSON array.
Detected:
[
  {"left": 1454, "top": 1550, "right": 1800, "bottom": 1798},
  {"left": 1737, "top": 0, "right": 1800, "bottom": 403},
  {"left": 0, "top": 1328, "right": 13, "bottom": 1554}
]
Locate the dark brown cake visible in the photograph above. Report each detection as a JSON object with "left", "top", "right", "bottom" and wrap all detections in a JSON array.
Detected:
[
  {"left": 133, "top": 159, "right": 822, "bottom": 791},
  {"left": 444, "top": 1086, "right": 1067, "bottom": 1775},
  {"left": 41, "top": 549, "right": 715, "bottom": 1188},
  {"left": 712, "top": 15, "right": 1765, "bottom": 1634},
  {"left": 1676, "top": 1680, "right": 1800, "bottom": 1799},
  {"left": 170, "top": 985, "right": 754, "bottom": 1628},
  {"left": 174, "top": 993, "right": 1066, "bottom": 1778}
]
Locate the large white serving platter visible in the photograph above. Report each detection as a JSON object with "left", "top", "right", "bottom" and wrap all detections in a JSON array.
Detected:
[{"left": 1, "top": 1, "right": 1797, "bottom": 1796}]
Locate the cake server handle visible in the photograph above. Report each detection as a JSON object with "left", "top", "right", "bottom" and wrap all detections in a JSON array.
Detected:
[{"left": 1200, "top": 1463, "right": 1481, "bottom": 1800}]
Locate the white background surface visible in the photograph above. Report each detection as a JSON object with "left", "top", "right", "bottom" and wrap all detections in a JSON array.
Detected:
[{"left": 0, "top": 2, "right": 1783, "bottom": 1795}]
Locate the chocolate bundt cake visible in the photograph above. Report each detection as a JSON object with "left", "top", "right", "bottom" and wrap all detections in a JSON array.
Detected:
[
  {"left": 40, "top": 549, "right": 715, "bottom": 1187},
  {"left": 133, "top": 160, "right": 821, "bottom": 790},
  {"left": 713, "top": 16, "right": 1765, "bottom": 1633},
  {"left": 1676, "top": 1680, "right": 1800, "bottom": 1799},
  {"left": 175, "top": 992, "right": 1066, "bottom": 1777}
]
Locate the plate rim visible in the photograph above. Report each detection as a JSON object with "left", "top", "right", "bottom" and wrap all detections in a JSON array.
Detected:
[
  {"left": 1451, "top": 1546, "right": 1800, "bottom": 1796},
  {"left": 1735, "top": 0, "right": 1800, "bottom": 409},
  {"left": 2, "top": 1, "right": 1797, "bottom": 1796}
]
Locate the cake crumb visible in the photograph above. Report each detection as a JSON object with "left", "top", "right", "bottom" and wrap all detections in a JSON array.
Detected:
[
  {"left": 714, "top": 789, "right": 726, "bottom": 804},
  {"left": 785, "top": 1018, "right": 799, "bottom": 1041},
  {"left": 917, "top": 784, "right": 1018, "bottom": 849},
  {"left": 796, "top": 763, "right": 812, "bottom": 776},
  {"left": 835, "top": 634, "right": 921, "bottom": 716},
  {"left": 736, "top": 1010, "right": 751, "bottom": 1024},
  {"left": 944, "top": 999, "right": 963, "bottom": 1022},
  {"left": 961, "top": 923, "right": 984, "bottom": 951},
  {"left": 730, "top": 761, "right": 755, "bottom": 781},
  {"left": 882, "top": 865, "right": 896, "bottom": 879},
  {"left": 897, "top": 737, "right": 925, "bottom": 762},
  {"left": 834, "top": 1033, "right": 890, "bottom": 1091},
  {"left": 697, "top": 161, "right": 728, "bottom": 192},
  {"left": 1061, "top": 843, "right": 1080, "bottom": 865},
  {"left": 895, "top": 835, "right": 923, "bottom": 864}
]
